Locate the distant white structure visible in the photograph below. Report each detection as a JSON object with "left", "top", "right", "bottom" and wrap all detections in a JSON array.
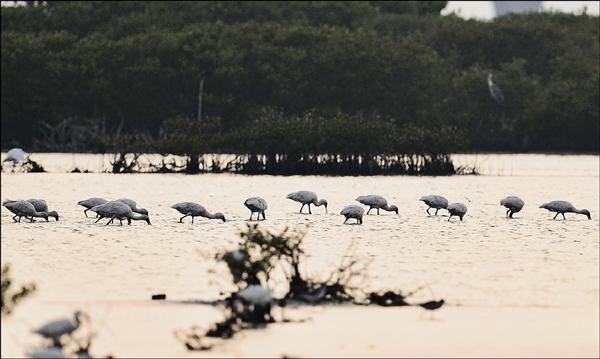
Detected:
[{"left": 493, "top": 1, "right": 543, "bottom": 17}]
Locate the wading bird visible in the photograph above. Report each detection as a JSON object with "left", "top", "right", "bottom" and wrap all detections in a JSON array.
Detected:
[
  {"left": 244, "top": 197, "right": 267, "bottom": 221},
  {"left": 419, "top": 195, "right": 449, "bottom": 216},
  {"left": 487, "top": 73, "right": 504, "bottom": 105},
  {"left": 356, "top": 195, "right": 398, "bottom": 215},
  {"left": 286, "top": 191, "right": 327, "bottom": 214},
  {"left": 500, "top": 196, "right": 524, "bottom": 218},
  {"left": 77, "top": 198, "right": 108, "bottom": 217},
  {"left": 540, "top": 200, "right": 591, "bottom": 220},
  {"left": 171, "top": 202, "right": 226, "bottom": 223},
  {"left": 3, "top": 148, "right": 28, "bottom": 172},
  {"left": 3, "top": 199, "right": 59, "bottom": 221},
  {"left": 91, "top": 201, "right": 151, "bottom": 225},
  {"left": 3, "top": 200, "right": 48, "bottom": 222},
  {"left": 340, "top": 204, "right": 364, "bottom": 224},
  {"left": 116, "top": 198, "right": 148, "bottom": 215},
  {"left": 447, "top": 202, "right": 468, "bottom": 221},
  {"left": 33, "top": 311, "right": 87, "bottom": 347}
]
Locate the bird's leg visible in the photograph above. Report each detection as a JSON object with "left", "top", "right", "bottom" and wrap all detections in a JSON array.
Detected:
[
  {"left": 509, "top": 211, "right": 514, "bottom": 219},
  {"left": 435, "top": 208, "right": 439, "bottom": 216},
  {"left": 12, "top": 215, "right": 17, "bottom": 222},
  {"left": 359, "top": 217, "right": 363, "bottom": 224},
  {"left": 262, "top": 212, "right": 266, "bottom": 220},
  {"left": 299, "top": 204, "right": 305, "bottom": 213},
  {"left": 506, "top": 209, "right": 510, "bottom": 218},
  {"left": 95, "top": 216, "right": 103, "bottom": 223},
  {"left": 343, "top": 217, "right": 349, "bottom": 224},
  {"left": 119, "top": 219, "right": 123, "bottom": 225},
  {"left": 448, "top": 215, "right": 453, "bottom": 222},
  {"left": 460, "top": 216, "right": 463, "bottom": 221},
  {"left": 191, "top": 216, "right": 194, "bottom": 224},
  {"left": 561, "top": 213, "right": 566, "bottom": 220},
  {"left": 377, "top": 208, "right": 380, "bottom": 215},
  {"left": 84, "top": 209, "right": 89, "bottom": 217},
  {"left": 553, "top": 212, "right": 559, "bottom": 220},
  {"left": 17, "top": 216, "right": 22, "bottom": 223},
  {"left": 426, "top": 207, "right": 431, "bottom": 216},
  {"left": 179, "top": 215, "right": 187, "bottom": 223},
  {"left": 308, "top": 204, "right": 312, "bottom": 214}
]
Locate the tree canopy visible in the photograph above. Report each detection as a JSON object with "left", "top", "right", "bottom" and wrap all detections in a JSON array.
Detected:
[{"left": 1, "top": 1, "right": 598, "bottom": 153}]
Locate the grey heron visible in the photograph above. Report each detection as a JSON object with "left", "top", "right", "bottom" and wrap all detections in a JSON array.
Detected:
[{"left": 487, "top": 73, "right": 505, "bottom": 105}]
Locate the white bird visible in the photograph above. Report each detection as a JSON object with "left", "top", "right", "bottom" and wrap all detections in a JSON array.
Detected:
[
  {"left": 236, "top": 285, "right": 272, "bottom": 306},
  {"left": 3, "top": 200, "right": 48, "bottom": 222},
  {"left": 286, "top": 191, "right": 327, "bottom": 214},
  {"left": 77, "top": 197, "right": 108, "bottom": 217},
  {"left": 171, "top": 202, "right": 226, "bottom": 223},
  {"left": 116, "top": 198, "right": 148, "bottom": 215},
  {"left": 33, "top": 311, "right": 86, "bottom": 346},
  {"left": 91, "top": 201, "right": 151, "bottom": 225},
  {"left": 419, "top": 195, "right": 449, "bottom": 215},
  {"left": 540, "top": 200, "right": 591, "bottom": 220},
  {"left": 340, "top": 204, "right": 364, "bottom": 224},
  {"left": 244, "top": 197, "right": 267, "bottom": 221},
  {"left": 355, "top": 195, "right": 398, "bottom": 215},
  {"left": 447, "top": 202, "right": 468, "bottom": 221},
  {"left": 27, "top": 346, "right": 66, "bottom": 359},
  {"left": 3, "top": 148, "right": 28, "bottom": 164},
  {"left": 500, "top": 196, "right": 524, "bottom": 218}
]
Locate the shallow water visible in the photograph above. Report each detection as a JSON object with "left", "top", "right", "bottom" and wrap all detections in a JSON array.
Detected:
[{"left": 1, "top": 153, "right": 599, "bottom": 357}]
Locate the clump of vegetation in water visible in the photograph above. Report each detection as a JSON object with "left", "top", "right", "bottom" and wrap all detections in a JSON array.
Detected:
[
  {"left": 177, "top": 224, "right": 443, "bottom": 351},
  {"left": 1, "top": 263, "right": 36, "bottom": 315}
]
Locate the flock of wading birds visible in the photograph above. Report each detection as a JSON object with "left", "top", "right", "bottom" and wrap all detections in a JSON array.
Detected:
[{"left": 1, "top": 191, "right": 593, "bottom": 225}]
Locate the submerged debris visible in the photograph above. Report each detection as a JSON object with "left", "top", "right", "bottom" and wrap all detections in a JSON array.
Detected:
[{"left": 177, "top": 224, "right": 445, "bottom": 351}]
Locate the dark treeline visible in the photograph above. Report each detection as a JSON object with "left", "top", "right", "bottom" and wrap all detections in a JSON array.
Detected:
[{"left": 1, "top": 1, "right": 598, "bottom": 173}]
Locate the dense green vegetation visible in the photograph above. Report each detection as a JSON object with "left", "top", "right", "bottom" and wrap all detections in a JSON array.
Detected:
[{"left": 1, "top": 1, "right": 598, "bottom": 173}]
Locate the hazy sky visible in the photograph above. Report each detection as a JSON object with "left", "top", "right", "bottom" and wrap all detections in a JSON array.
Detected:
[{"left": 443, "top": 1, "right": 600, "bottom": 20}]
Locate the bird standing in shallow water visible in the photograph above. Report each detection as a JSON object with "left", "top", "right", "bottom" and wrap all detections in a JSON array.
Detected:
[
  {"left": 447, "top": 202, "right": 468, "bottom": 221},
  {"left": 33, "top": 311, "right": 87, "bottom": 346},
  {"left": 244, "top": 197, "right": 267, "bottom": 221},
  {"left": 91, "top": 201, "right": 151, "bottom": 225},
  {"left": 501, "top": 196, "right": 524, "bottom": 218},
  {"left": 540, "top": 200, "right": 591, "bottom": 220},
  {"left": 171, "top": 202, "right": 226, "bottom": 223},
  {"left": 77, "top": 197, "right": 108, "bottom": 217},
  {"left": 3, "top": 200, "right": 48, "bottom": 222},
  {"left": 340, "top": 205, "right": 364, "bottom": 224},
  {"left": 356, "top": 195, "right": 398, "bottom": 215},
  {"left": 419, "top": 195, "right": 449, "bottom": 216},
  {"left": 116, "top": 198, "right": 148, "bottom": 215},
  {"left": 286, "top": 191, "right": 327, "bottom": 214}
]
